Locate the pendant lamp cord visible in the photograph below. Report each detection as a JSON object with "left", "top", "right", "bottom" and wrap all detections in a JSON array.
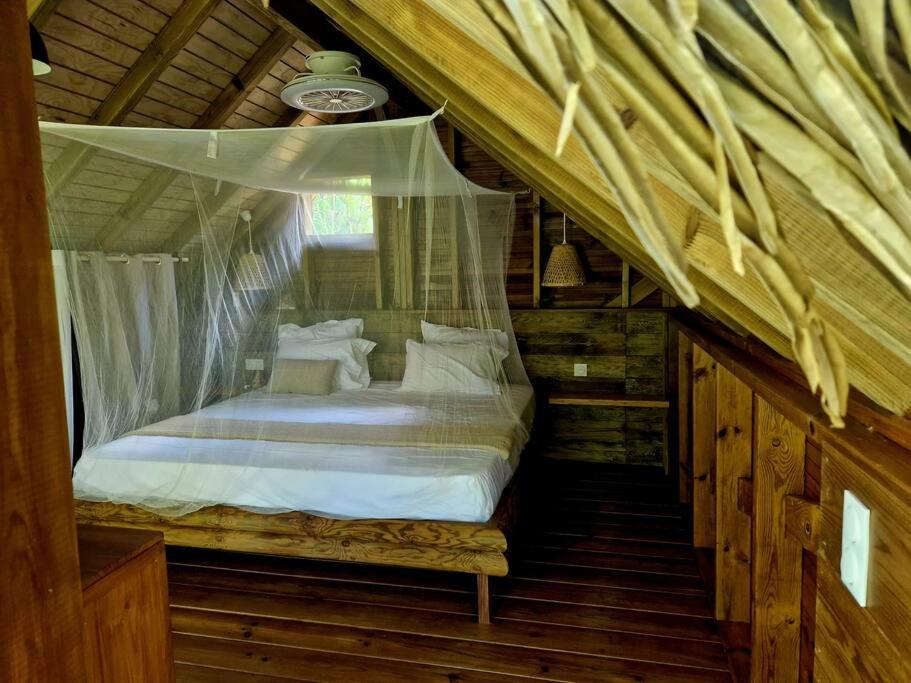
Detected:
[
  {"left": 562, "top": 214, "right": 568, "bottom": 244},
  {"left": 248, "top": 217, "right": 254, "bottom": 254}
]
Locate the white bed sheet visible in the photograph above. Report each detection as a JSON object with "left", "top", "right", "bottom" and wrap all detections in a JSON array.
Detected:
[{"left": 72, "top": 382, "right": 534, "bottom": 523}]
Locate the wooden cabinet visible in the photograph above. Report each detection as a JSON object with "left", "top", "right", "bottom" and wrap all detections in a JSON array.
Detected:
[{"left": 78, "top": 525, "right": 175, "bottom": 682}]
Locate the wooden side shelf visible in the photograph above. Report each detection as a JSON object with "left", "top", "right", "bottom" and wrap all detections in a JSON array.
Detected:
[{"left": 548, "top": 391, "right": 670, "bottom": 409}]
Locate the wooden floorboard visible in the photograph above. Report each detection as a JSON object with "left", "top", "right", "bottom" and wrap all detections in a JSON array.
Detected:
[{"left": 169, "top": 459, "right": 731, "bottom": 682}]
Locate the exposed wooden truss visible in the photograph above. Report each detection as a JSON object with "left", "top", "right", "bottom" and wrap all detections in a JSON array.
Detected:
[
  {"left": 44, "top": 0, "right": 221, "bottom": 197},
  {"left": 94, "top": 27, "right": 297, "bottom": 250},
  {"left": 606, "top": 275, "right": 659, "bottom": 309},
  {"left": 34, "top": 0, "right": 355, "bottom": 255},
  {"left": 27, "top": 0, "right": 63, "bottom": 29}
]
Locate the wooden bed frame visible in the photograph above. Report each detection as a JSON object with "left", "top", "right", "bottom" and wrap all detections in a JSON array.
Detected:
[{"left": 73, "top": 465, "right": 523, "bottom": 624}]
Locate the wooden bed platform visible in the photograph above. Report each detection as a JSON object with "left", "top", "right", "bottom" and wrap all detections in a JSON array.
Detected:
[{"left": 73, "top": 467, "right": 523, "bottom": 624}]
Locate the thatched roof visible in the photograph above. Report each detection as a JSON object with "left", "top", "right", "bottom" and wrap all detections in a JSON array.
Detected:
[
  {"left": 29, "top": 0, "right": 911, "bottom": 422},
  {"left": 304, "top": 0, "right": 911, "bottom": 424}
]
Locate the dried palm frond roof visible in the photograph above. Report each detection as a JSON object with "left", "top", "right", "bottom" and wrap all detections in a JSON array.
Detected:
[{"left": 307, "top": 0, "right": 911, "bottom": 425}]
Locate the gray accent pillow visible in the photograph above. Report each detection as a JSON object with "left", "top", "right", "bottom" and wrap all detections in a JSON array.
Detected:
[{"left": 268, "top": 358, "right": 338, "bottom": 395}]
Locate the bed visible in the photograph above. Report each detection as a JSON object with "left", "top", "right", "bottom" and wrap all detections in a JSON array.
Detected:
[{"left": 73, "top": 381, "right": 534, "bottom": 623}]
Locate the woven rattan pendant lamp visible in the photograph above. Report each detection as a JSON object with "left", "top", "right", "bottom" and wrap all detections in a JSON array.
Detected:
[{"left": 542, "top": 214, "right": 585, "bottom": 287}]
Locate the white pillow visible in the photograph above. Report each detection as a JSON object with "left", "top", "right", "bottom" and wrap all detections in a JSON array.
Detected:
[
  {"left": 279, "top": 318, "right": 363, "bottom": 342},
  {"left": 276, "top": 337, "right": 376, "bottom": 391},
  {"left": 421, "top": 320, "right": 509, "bottom": 351},
  {"left": 400, "top": 339, "right": 508, "bottom": 395}
]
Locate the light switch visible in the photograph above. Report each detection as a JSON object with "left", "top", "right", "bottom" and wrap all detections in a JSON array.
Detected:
[
  {"left": 245, "top": 357, "right": 264, "bottom": 371},
  {"left": 840, "top": 489, "right": 871, "bottom": 607},
  {"left": 573, "top": 363, "right": 588, "bottom": 377}
]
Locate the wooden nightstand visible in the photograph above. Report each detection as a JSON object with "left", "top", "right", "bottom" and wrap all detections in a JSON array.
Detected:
[{"left": 78, "top": 525, "right": 174, "bottom": 682}]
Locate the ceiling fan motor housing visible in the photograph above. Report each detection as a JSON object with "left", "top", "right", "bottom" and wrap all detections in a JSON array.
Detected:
[{"left": 281, "top": 50, "right": 389, "bottom": 114}]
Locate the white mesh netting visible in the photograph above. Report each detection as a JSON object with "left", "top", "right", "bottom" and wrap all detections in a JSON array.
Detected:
[{"left": 42, "top": 113, "right": 532, "bottom": 522}]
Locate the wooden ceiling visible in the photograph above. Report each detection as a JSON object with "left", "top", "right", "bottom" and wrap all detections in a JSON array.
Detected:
[{"left": 28, "top": 0, "right": 419, "bottom": 254}]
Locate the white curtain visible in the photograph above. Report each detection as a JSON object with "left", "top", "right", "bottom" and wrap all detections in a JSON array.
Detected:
[
  {"left": 51, "top": 250, "right": 72, "bottom": 461},
  {"left": 68, "top": 253, "right": 180, "bottom": 448}
]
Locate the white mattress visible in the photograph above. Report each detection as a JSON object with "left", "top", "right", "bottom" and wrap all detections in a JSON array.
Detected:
[{"left": 72, "top": 382, "right": 534, "bottom": 522}]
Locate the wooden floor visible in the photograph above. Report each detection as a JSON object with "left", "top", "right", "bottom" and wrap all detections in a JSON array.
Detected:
[{"left": 167, "top": 460, "right": 735, "bottom": 682}]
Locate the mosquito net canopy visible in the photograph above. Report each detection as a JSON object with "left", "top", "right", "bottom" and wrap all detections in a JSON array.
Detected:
[{"left": 41, "top": 113, "right": 531, "bottom": 522}]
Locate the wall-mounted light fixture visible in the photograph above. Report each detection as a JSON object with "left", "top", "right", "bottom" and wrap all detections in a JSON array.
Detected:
[
  {"left": 30, "top": 23, "right": 51, "bottom": 76},
  {"left": 236, "top": 210, "right": 271, "bottom": 291}
]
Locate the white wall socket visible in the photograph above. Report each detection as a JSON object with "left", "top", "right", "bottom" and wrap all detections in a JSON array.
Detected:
[
  {"left": 840, "top": 489, "right": 871, "bottom": 607},
  {"left": 245, "top": 357, "right": 264, "bottom": 371},
  {"left": 573, "top": 363, "right": 588, "bottom": 377}
]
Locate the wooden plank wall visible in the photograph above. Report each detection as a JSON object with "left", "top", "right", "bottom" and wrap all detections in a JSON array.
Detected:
[
  {"left": 714, "top": 365, "right": 752, "bottom": 622},
  {"left": 456, "top": 123, "right": 667, "bottom": 465},
  {"left": 814, "top": 442, "right": 911, "bottom": 682},
  {"left": 678, "top": 319, "right": 911, "bottom": 683},
  {"left": 513, "top": 309, "right": 666, "bottom": 465}
]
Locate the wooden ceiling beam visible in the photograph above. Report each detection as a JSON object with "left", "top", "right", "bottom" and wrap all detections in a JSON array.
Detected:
[
  {"left": 27, "top": 0, "right": 64, "bottom": 29},
  {"left": 95, "top": 27, "right": 297, "bottom": 251},
  {"left": 44, "top": 0, "right": 220, "bottom": 197},
  {"left": 194, "top": 27, "right": 296, "bottom": 129},
  {"left": 606, "top": 278, "right": 659, "bottom": 309},
  {"left": 90, "top": 0, "right": 220, "bottom": 128}
]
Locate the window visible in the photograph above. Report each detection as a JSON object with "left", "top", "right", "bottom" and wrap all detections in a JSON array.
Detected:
[{"left": 310, "top": 193, "right": 374, "bottom": 237}]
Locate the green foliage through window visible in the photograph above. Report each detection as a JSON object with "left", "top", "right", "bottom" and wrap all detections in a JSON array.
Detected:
[{"left": 310, "top": 193, "right": 374, "bottom": 236}]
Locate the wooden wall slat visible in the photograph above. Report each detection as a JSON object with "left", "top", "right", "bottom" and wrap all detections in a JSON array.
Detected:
[
  {"left": 692, "top": 344, "right": 716, "bottom": 548},
  {"left": 752, "top": 396, "right": 805, "bottom": 682},
  {"left": 714, "top": 364, "right": 752, "bottom": 622},
  {"left": 814, "top": 562, "right": 911, "bottom": 682},
  {"left": 816, "top": 441, "right": 911, "bottom": 671},
  {"left": 677, "top": 332, "right": 693, "bottom": 503}
]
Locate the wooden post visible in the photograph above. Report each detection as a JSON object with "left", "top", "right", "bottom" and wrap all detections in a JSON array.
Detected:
[
  {"left": 692, "top": 344, "right": 716, "bottom": 548},
  {"left": 371, "top": 197, "right": 384, "bottom": 309},
  {"left": 621, "top": 261, "right": 630, "bottom": 308},
  {"left": 477, "top": 574, "right": 491, "bottom": 624},
  {"left": 1, "top": 2, "right": 85, "bottom": 679},
  {"left": 715, "top": 365, "right": 753, "bottom": 622},
  {"left": 532, "top": 191, "right": 541, "bottom": 308},
  {"left": 677, "top": 332, "right": 693, "bottom": 503},
  {"left": 752, "top": 396, "right": 805, "bottom": 682},
  {"left": 443, "top": 123, "right": 460, "bottom": 308}
]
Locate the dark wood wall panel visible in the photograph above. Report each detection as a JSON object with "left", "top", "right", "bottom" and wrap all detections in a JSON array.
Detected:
[{"left": 514, "top": 309, "right": 666, "bottom": 465}]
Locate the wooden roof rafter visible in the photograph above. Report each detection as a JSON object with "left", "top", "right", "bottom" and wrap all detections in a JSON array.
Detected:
[
  {"left": 43, "top": 0, "right": 222, "bottom": 198},
  {"left": 94, "top": 26, "right": 298, "bottom": 251},
  {"left": 27, "top": 0, "right": 64, "bottom": 30}
]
